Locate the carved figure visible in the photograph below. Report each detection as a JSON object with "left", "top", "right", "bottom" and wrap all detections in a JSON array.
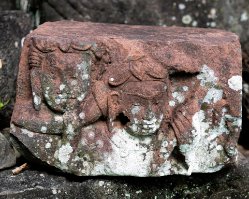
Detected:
[{"left": 11, "top": 22, "right": 242, "bottom": 176}]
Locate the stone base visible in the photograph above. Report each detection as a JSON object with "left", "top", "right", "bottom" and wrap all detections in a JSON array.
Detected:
[{"left": 0, "top": 153, "right": 248, "bottom": 199}]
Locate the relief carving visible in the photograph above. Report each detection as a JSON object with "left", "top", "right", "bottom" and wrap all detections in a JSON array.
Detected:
[{"left": 10, "top": 22, "right": 242, "bottom": 176}]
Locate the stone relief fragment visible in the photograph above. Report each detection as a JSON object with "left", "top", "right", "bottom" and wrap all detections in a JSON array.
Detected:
[{"left": 10, "top": 22, "right": 242, "bottom": 176}]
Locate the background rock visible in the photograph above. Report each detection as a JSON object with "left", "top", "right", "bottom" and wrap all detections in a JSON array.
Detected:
[
  {"left": 0, "top": 0, "right": 15, "bottom": 11},
  {"left": 0, "top": 129, "right": 16, "bottom": 170},
  {"left": 0, "top": 11, "right": 32, "bottom": 129},
  {"left": 38, "top": 0, "right": 249, "bottom": 50},
  {"left": 0, "top": 153, "right": 248, "bottom": 198}
]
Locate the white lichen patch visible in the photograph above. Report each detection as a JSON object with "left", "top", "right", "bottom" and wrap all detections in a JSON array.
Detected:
[
  {"left": 158, "top": 161, "right": 172, "bottom": 176},
  {"left": 131, "top": 104, "right": 140, "bottom": 115},
  {"left": 172, "top": 92, "right": 185, "bottom": 103},
  {"left": 21, "top": 129, "right": 34, "bottom": 138},
  {"left": 77, "top": 93, "right": 86, "bottom": 102},
  {"left": 76, "top": 59, "right": 90, "bottom": 102},
  {"left": 54, "top": 115, "right": 63, "bottom": 123},
  {"left": 80, "top": 161, "right": 93, "bottom": 175},
  {"left": 175, "top": 66, "right": 241, "bottom": 174},
  {"left": 243, "top": 83, "right": 249, "bottom": 93},
  {"left": 32, "top": 92, "right": 41, "bottom": 106},
  {"left": 197, "top": 65, "right": 218, "bottom": 87},
  {"left": 192, "top": 20, "right": 198, "bottom": 27},
  {"left": 57, "top": 143, "right": 73, "bottom": 164},
  {"left": 208, "top": 8, "right": 217, "bottom": 19},
  {"left": 91, "top": 128, "right": 153, "bottom": 176},
  {"left": 210, "top": 22, "right": 216, "bottom": 27},
  {"left": 52, "top": 189, "right": 57, "bottom": 194},
  {"left": 71, "top": 80, "right": 78, "bottom": 86},
  {"left": 59, "top": 84, "right": 66, "bottom": 91},
  {"left": 178, "top": 3, "right": 186, "bottom": 10},
  {"left": 158, "top": 137, "right": 178, "bottom": 175},
  {"left": 228, "top": 75, "right": 242, "bottom": 91},
  {"left": 216, "top": 145, "right": 223, "bottom": 151},
  {"left": 77, "top": 60, "right": 90, "bottom": 81},
  {"left": 198, "top": 65, "right": 225, "bottom": 105},
  {"left": 14, "top": 41, "right": 19, "bottom": 48},
  {"left": 182, "top": 15, "right": 192, "bottom": 24},
  {"left": 224, "top": 114, "right": 242, "bottom": 130},
  {"left": 169, "top": 100, "right": 175, "bottom": 107},
  {"left": 45, "top": 143, "right": 51, "bottom": 149},
  {"left": 41, "top": 126, "right": 47, "bottom": 133},
  {"left": 179, "top": 109, "right": 229, "bottom": 175},
  {"left": 88, "top": 131, "right": 95, "bottom": 139},
  {"left": 66, "top": 124, "right": 75, "bottom": 139},
  {"left": 203, "top": 88, "right": 223, "bottom": 104},
  {"left": 96, "top": 140, "right": 104, "bottom": 148},
  {"left": 10, "top": 123, "right": 16, "bottom": 132},
  {"left": 79, "top": 112, "right": 85, "bottom": 120},
  {"left": 240, "top": 11, "right": 248, "bottom": 22},
  {"left": 98, "top": 181, "right": 105, "bottom": 186},
  {"left": 183, "top": 86, "right": 189, "bottom": 91},
  {"left": 55, "top": 95, "right": 62, "bottom": 104}
]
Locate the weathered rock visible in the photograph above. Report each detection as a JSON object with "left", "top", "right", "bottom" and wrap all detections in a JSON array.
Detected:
[
  {"left": 0, "top": 153, "right": 248, "bottom": 198},
  {"left": 0, "top": 1, "right": 16, "bottom": 11},
  {"left": 241, "top": 53, "right": 249, "bottom": 149},
  {"left": 11, "top": 21, "right": 242, "bottom": 176},
  {"left": 0, "top": 129, "right": 16, "bottom": 170},
  {"left": 39, "top": 0, "right": 249, "bottom": 51},
  {"left": 0, "top": 11, "right": 32, "bottom": 129}
]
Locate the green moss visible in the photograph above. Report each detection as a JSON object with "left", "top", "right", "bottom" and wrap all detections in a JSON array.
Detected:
[
  {"left": 0, "top": 98, "right": 9, "bottom": 110},
  {"left": 201, "top": 102, "right": 208, "bottom": 111}
]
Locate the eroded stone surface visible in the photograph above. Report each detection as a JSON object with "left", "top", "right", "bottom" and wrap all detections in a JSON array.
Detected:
[
  {"left": 0, "top": 129, "right": 16, "bottom": 170},
  {"left": 0, "top": 153, "right": 248, "bottom": 198},
  {"left": 11, "top": 21, "right": 242, "bottom": 176}
]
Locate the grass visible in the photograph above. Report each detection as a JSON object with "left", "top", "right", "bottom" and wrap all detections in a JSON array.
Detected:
[{"left": 0, "top": 99, "right": 9, "bottom": 110}]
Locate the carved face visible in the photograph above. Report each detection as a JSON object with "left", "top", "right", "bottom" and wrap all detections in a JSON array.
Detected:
[
  {"left": 109, "top": 81, "right": 167, "bottom": 136},
  {"left": 41, "top": 51, "right": 91, "bottom": 113}
]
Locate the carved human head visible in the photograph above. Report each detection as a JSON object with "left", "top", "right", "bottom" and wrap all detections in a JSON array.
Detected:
[
  {"left": 107, "top": 56, "right": 170, "bottom": 136},
  {"left": 29, "top": 38, "right": 92, "bottom": 112}
]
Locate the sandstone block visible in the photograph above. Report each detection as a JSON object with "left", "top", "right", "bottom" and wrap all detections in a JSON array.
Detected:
[{"left": 11, "top": 21, "right": 242, "bottom": 176}]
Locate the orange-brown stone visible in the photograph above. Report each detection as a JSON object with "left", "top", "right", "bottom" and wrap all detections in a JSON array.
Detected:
[{"left": 10, "top": 21, "right": 242, "bottom": 176}]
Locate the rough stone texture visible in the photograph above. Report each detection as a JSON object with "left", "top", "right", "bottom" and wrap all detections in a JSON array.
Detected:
[
  {"left": 0, "top": 129, "right": 16, "bottom": 170},
  {"left": 11, "top": 21, "right": 242, "bottom": 176},
  {"left": 0, "top": 153, "right": 248, "bottom": 198},
  {"left": 241, "top": 52, "right": 249, "bottom": 149},
  {"left": 0, "top": 0, "right": 16, "bottom": 11},
  {"left": 0, "top": 11, "right": 32, "bottom": 129},
  {"left": 39, "top": 0, "right": 249, "bottom": 51}
]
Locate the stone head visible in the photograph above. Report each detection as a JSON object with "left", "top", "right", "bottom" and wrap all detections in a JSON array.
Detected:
[
  {"left": 106, "top": 56, "right": 170, "bottom": 136},
  {"left": 29, "top": 38, "right": 92, "bottom": 112}
]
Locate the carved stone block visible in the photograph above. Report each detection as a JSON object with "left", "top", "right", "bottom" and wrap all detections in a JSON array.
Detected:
[{"left": 10, "top": 21, "right": 242, "bottom": 176}]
